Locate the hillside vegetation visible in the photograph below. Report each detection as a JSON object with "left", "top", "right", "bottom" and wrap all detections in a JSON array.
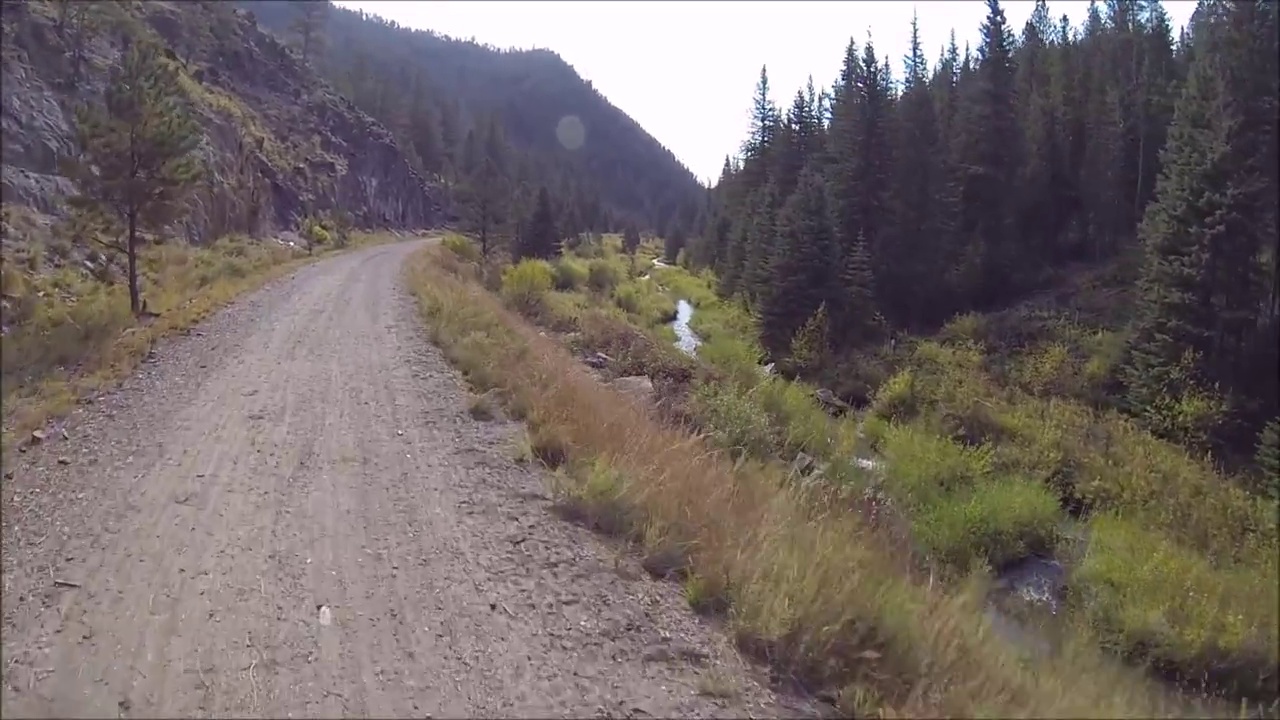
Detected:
[
  {"left": 410, "top": 0, "right": 1278, "bottom": 714},
  {"left": 1, "top": 0, "right": 418, "bottom": 453}
]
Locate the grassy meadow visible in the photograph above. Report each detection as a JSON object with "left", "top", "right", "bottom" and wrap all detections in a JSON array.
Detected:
[{"left": 409, "top": 232, "right": 1277, "bottom": 717}]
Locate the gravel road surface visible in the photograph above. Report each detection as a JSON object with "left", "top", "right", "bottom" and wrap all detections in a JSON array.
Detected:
[{"left": 1, "top": 239, "right": 820, "bottom": 719}]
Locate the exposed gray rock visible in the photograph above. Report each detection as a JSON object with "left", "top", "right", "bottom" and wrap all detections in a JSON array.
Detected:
[
  {"left": 609, "top": 375, "right": 654, "bottom": 404},
  {"left": 0, "top": 1, "right": 443, "bottom": 239}
]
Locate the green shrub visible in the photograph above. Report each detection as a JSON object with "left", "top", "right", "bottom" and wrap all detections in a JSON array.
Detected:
[
  {"left": 500, "top": 259, "right": 554, "bottom": 312},
  {"left": 870, "top": 370, "right": 918, "bottom": 423},
  {"left": 912, "top": 477, "right": 1061, "bottom": 570},
  {"left": 789, "top": 304, "right": 831, "bottom": 373},
  {"left": 612, "top": 280, "right": 677, "bottom": 327},
  {"left": 1073, "top": 513, "right": 1278, "bottom": 697},
  {"left": 692, "top": 382, "right": 775, "bottom": 459},
  {"left": 538, "top": 290, "right": 589, "bottom": 332},
  {"left": 938, "top": 312, "right": 988, "bottom": 344},
  {"left": 587, "top": 259, "right": 622, "bottom": 292},
  {"left": 1255, "top": 418, "right": 1280, "bottom": 500},
  {"left": 442, "top": 233, "right": 481, "bottom": 263},
  {"left": 303, "top": 220, "right": 330, "bottom": 247},
  {"left": 552, "top": 256, "right": 589, "bottom": 291},
  {"left": 879, "top": 424, "right": 994, "bottom": 506}
]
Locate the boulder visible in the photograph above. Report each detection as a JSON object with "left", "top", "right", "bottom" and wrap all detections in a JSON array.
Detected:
[
  {"left": 814, "top": 387, "right": 852, "bottom": 415},
  {"left": 608, "top": 375, "right": 654, "bottom": 404},
  {"left": 583, "top": 351, "right": 613, "bottom": 369}
]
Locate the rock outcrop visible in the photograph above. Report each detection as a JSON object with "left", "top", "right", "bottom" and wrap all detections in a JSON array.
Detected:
[{"left": 0, "top": 1, "right": 443, "bottom": 241}]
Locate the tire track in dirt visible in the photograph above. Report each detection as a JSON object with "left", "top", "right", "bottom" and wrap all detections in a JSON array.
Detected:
[{"left": 1, "top": 238, "right": 823, "bottom": 719}]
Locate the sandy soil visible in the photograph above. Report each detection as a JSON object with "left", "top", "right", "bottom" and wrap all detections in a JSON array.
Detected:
[{"left": 1, "top": 239, "right": 822, "bottom": 719}]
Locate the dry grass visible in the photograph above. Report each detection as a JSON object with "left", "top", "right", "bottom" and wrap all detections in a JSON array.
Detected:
[
  {"left": 405, "top": 245, "right": 1218, "bottom": 718},
  {"left": 0, "top": 224, "right": 396, "bottom": 459}
]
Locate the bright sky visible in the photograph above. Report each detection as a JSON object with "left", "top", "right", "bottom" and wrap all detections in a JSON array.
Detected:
[{"left": 333, "top": 1, "right": 1197, "bottom": 186}]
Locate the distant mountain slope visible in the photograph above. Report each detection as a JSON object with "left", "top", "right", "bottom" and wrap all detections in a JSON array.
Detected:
[
  {"left": 239, "top": 0, "right": 703, "bottom": 233},
  {"left": 1, "top": 0, "right": 441, "bottom": 239}
]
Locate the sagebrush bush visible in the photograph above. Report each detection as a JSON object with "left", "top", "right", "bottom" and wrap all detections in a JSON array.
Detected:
[{"left": 500, "top": 259, "right": 554, "bottom": 312}]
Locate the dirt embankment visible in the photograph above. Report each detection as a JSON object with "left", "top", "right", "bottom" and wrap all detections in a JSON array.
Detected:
[{"left": 0, "top": 239, "right": 819, "bottom": 718}]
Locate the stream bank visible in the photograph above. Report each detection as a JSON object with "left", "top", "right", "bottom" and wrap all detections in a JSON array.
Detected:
[{"left": 662, "top": 295, "right": 1085, "bottom": 666}]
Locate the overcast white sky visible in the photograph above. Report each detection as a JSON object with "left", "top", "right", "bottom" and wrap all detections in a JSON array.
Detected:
[{"left": 332, "top": 1, "right": 1196, "bottom": 185}]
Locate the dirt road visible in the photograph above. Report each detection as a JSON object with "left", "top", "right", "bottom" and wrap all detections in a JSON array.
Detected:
[{"left": 1, "top": 239, "right": 818, "bottom": 719}]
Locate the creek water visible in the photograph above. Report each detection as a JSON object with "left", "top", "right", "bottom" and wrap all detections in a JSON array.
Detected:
[{"left": 671, "top": 299, "right": 702, "bottom": 356}]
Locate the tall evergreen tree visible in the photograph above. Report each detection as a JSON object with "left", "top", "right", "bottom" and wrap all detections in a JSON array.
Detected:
[
  {"left": 954, "top": 0, "right": 1021, "bottom": 306},
  {"left": 1122, "top": 20, "right": 1267, "bottom": 448},
  {"left": 761, "top": 169, "right": 836, "bottom": 354},
  {"left": 290, "top": 0, "right": 329, "bottom": 64},
  {"left": 66, "top": 39, "right": 203, "bottom": 316},
  {"left": 517, "top": 186, "right": 559, "bottom": 260}
]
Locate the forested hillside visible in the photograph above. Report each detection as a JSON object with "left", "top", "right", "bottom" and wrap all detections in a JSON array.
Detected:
[
  {"left": 688, "top": 0, "right": 1278, "bottom": 479},
  {"left": 238, "top": 0, "right": 704, "bottom": 241}
]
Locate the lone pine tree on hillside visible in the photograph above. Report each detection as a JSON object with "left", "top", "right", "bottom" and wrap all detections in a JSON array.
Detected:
[
  {"left": 290, "top": 0, "right": 329, "bottom": 64},
  {"left": 66, "top": 39, "right": 202, "bottom": 316},
  {"left": 458, "top": 118, "right": 511, "bottom": 257}
]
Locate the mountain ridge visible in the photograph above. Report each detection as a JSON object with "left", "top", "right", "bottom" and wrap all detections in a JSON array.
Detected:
[{"left": 239, "top": 0, "right": 704, "bottom": 234}]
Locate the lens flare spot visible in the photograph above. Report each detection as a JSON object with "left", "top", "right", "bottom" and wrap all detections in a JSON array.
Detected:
[{"left": 556, "top": 115, "right": 586, "bottom": 151}]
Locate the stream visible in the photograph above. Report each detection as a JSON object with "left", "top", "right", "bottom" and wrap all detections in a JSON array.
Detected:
[{"left": 671, "top": 299, "right": 702, "bottom": 356}]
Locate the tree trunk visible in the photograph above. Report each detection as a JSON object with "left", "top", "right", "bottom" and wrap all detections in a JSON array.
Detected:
[{"left": 127, "top": 212, "right": 141, "bottom": 316}]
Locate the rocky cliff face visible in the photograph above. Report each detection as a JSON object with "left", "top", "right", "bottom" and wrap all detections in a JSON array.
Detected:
[{"left": 0, "top": 0, "right": 443, "bottom": 241}]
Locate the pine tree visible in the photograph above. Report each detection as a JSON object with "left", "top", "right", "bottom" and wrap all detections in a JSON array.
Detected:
[
  {"left": 290, "top": 0, "right": 329, "bottom": 64},
  {"left": 741, "top": 65, "right": 780, "bottom": 193},
  {"left": 1122, "top": 32, "right": 1262, "bottom": 447},
  {"left": 954, "top": 0, "right": 1021, "bottom": 306},
  {"left": 458, "top": 118, "right": 510, "bottom": 257},
  {"left": 517, "top": 186, "right": 559, "bottom": 260},
  {"left": 832, "top": 230, "right": 878, "bottom": 349},
  {"left": 622, "top": 224, "right": 642, "bottom": 256},
  {"left": 65, "top": 39, "right": 203, "bottom": 316},
  {"left": 761, "top": 169, "right": 836, "bottom": 354},
  {"left": 774, "top": 86, "right": 820, "bottom": 199},
  {"left": 663, "top": 224, "right": 686, "bottom": 265},
  {"left": 407, "top": 72, "right": 443, "bottom": 177},
  {"left": 886, "top": 11, "right": 945, "bottom": 328},
  {"left": 741, "top": 183, "right": 779, "bottom": 305}
]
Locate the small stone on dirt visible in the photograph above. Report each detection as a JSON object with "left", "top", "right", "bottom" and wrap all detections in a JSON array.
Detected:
[
  {"left": 318, "top": 605, "right": 332, "bottom": 626},
  {"left": 30, "top": 429, "right": 47, "bottom": 445},
  {"left": 56, "top": 457, "right": 71, "bottom": 465}
]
